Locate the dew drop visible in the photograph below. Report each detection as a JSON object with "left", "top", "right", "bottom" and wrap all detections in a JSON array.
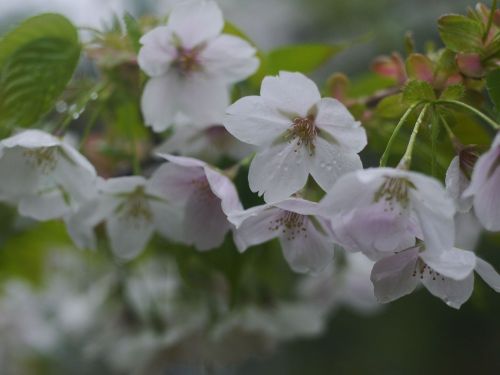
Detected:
[
  {"left": 90, "top": 92, "right": 98, "bottom": 100},
  {"left": 55, "top": 101, "right": 68, "bottom": 113},
  {"left": 326, "top": 165, "right": 333, "bottom": 171},
  {"left": 320, "top": 162, "right": 326, "bottom": 168}
]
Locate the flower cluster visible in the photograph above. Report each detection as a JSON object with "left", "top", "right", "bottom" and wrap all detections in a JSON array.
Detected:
[{"left": 2, "top": 5, "right": 500, "bottom": 371}]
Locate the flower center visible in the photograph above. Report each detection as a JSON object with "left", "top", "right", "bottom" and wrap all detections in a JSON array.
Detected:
[
  {"left": 373, "top": 177, "right": 414, "bottom": 210},
  {"left": 23, "top": 147, "right": 57, "bottom": 173},
  {"left": 118, "top": 187, "right": 153, "bottom": 223},
  {"left": 268, "top": 211, "right": 307, "bottom": 241},
  {"left": 412, "top": 258, "right": 445, "bottom": 281},
  {"left": 174, "top": 47, "right": 202, "bottom": 75},
  {"left": 285, "top": 115, "right": 318, "bottom": 155}
]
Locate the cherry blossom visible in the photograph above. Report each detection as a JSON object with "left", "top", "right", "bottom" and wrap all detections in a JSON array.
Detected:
[
  {"left": 229, "top": 198, "right": 334, "bottom": 273},
  {"left": 223, "top": 71, "right": 366, "bottom": 202},
  {"left": 0, "top": 130, "right": 97, "bottom": 220},
  {"left": 150, "top": 154, "right": 243, "bottom": 251},
  {"left": 67, "top": 176, "right": 183, "bottom": 260},
  {"left": 138, "top": 0, "right": 259, "bottom": 132},
  {"left": 445, "top": 146, "right": 478, "bottom": 212},
  {"left": 321, "top": 167, "right": 455, "bottom": 260},
  {"left": 371, "top": 245, "right": 500, "bottom": 309},
  {"left": 463, "top": 132, "right": 500, "bottom": 231}
]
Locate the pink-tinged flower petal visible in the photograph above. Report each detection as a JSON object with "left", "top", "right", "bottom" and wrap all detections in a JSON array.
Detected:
[
  {"left": 148, "top": 162, "right": 204, "bottom": 203},
  {"left": 224, "top": 95, "right": 290, "bottom": 146},
  {"left": 141, "top": 74, "right": 179, "bottom": 132},
  {"left": 406, "top": 53, "right": 434, "bottom": 83},
  {"left": 156, "top": 153, "right": 206, "bottom": 168},
  {"left": 456, "top": 53, "right": 484, "bottom": 78},
  {"left": 472, "top": 165, "right": 500, "bottom": 231},
  {"left": 230, "top": 205, "right": 283, "bottom": 251},
  {"left": 310, "top": 137, "right": 362, "bottom": 192},
  {"left": 200, "top": 34, "right": 259, "bottom": 83},
  {"left": 475, "top": 257, "right": 500, "bottom": 292},
  {"left": 248, "top": 140, "right": 311, "bottom": 203},
  {"left": 454, "top": 212, "right": 482, "bottom": 251},
  {"left": 445, "top": 156, "right": 473, "bottom": 212},
  {"left": 421, "top": 273, "right": 474, "bottom": 309},
  {"left": 167, "top": 0, "right": 224, "bottom": 49},
  {"left": 409, "top": 172, "right": 455, "bottom": 254},
  {"left": 371, "top": 53, "right": 406, "bottom": 84},
  {"left": 106, "top": 211, "right": 155, "bottom": 260},
  {"left": 370, "top": 248, "right": 420, "bottom": 303},
  {"left": 204, "top": 166, "right": 243, "bottom": 215},
  {"left": 279, "top": 217, "right": 334, "bottom": 274},
  {"left": 314, "top": 98, "right": 367, "bottom": 153},
  {"left": 183, "top": 187, "right": 230, "bottom": 251},
  {"left": 260, "top": 71, "right": 321, "bottom": 117},
  {"left": 420, "top": 247, "right": 476, "bottom": 280},
  {"left": 138, "top": 26, "right": 176, "bottom": 77}
]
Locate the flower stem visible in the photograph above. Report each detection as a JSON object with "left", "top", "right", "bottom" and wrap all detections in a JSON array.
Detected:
[
  {"left": 400, "top": 104, "right": 430, "bottom": 168},
  {"left": 436, "top": 99, "right": 500, "bottom": 130},
  {"left": 484, "top": 0, "right": 498, "bottom": 42},
  {"left": 379, "top": 102, "right": 420, "bottom": 167}
]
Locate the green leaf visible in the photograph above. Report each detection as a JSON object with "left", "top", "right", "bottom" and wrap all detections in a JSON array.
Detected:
[
  {"left": 267, "top": 44, "right": 344, "bottom": 75},
  {"left": 438, "top": 14, "right": 483, "bottom": 53},
  {"left": 0, "top": 13, "right": 81, "bottom": 127},
  {"left": 486, "top": 69, "right": 500, "bottom": 111},
  {"left": 402, "top": 80, "right": 436, "bottom": 105},
  {"left": 375, "top": 94, "right": 406, "bottom": 119},
  {"left": 440, "top": 83, "right": 465, "bottom": 100}
]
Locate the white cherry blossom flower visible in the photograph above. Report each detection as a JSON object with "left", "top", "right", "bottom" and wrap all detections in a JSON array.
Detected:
[
  {"left": 138, "top": 0, "right": 259, "bottom": 132},
  {"left": 371, "top": 245, "right": 500, "bottom": 309},
  {"left": 229, "top": 198, "right": 334, "bottom": 273},
  {"left": 67, "top": 176, "right": 183, "bottom": 260},
  {"left": 321, "top": 167, "right": 455, "bottom": 260},
  {"left": 150, "top": 154, "right": 243, "bottom": 251},
  {"left": 0, "top": 130, "right": 97, "bottom": 220},
  {"left": 463, "top": 132, "right": 500, "bottom": 231},
  {"left": 223, "top": 71, "right": 366, "bottom": 202}
]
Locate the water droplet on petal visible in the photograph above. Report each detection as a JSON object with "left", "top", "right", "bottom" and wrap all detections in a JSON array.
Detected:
[
  {"left": 326, "top": 165, "right": 333, "bottom": 171},
  {"left": 55, "top": 101, "right": 68, "bottom": 113}
]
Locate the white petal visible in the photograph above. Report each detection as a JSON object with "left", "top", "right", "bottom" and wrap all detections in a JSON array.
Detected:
[
  {"left": 18, "top": 189, "right": 70, "bottom": 220},
  {"left": 260, "top": 72, "right": 321, "bottom": 117},
  {"left": 200, "top": 34, "right": 259, "bottom": 83},
  {"left": 231, "top": 206, "right": 282, "bottom": 251},
  {"left": 0, "top": 129, "right": 60, "bottom": 150},
  {"left": 421, "top": 273, "right": 474, "bottom": 309},
  {"left": 370, "top": 248, "right": 420, "bottom": 303},
  {"left": 463, "top": 137, "right": 499, "bottom": 198},
  {"left": 101, "top": 176, "right": 146, "bottom": 194},
  {"left": 138, "top": 26, "right": 176, "bottom": 77},
  {"left": 454, "top": 211, "right": 483, "bottom": 251},
  {"left": 409, "top": 172, "right": 455, "bottom": 254},
  {"left": 183, "top": 189, "right": 230, "bottom": 251},
  {"left": 274, "top": 198, "right": 323, "bottom": 216},
  {"left": 0, "top": 147, "right": 38, "bottom": 200},
  {"left": 279, "top": 217, "right": 334, "bottom": 274},
  {"left": 141, "top": 74, "right": 179, "bottom": 132},
  {"left": 472, "top": 166, "right": 500, "bottom": 231},
  {"left": 314, "top": 98, "right": 367, "bottom": 152},
  {"left": 310, "top": 137, "right": 362, "bottom": 192},
  {"left": 107, "top": 211, "right": 155, "bottom": 260},
  {"left": 445, "top": 156, "right": 472, "bottom": 212},
  {"left": 248, "top": 141, "right": 311, "bottom": 203},
  {"left": 168, "top": 0, "right": 224, "bottom": 48},
  {"left": 420, "top": 247, "right": 476, "bottom": 280},
  {"left": 475, "top": 257, "right": 500, "bottom": 292},
  {"left": 204, "top": 166, "right": 243, "bottom": 215},
  {"left": 223, "top": 95, "right": 290, "bottom": 146},
  {"left": 178, "top": 74, "right": 229, "bottom": 124},
  {"left": 150, "top": 200, "right": 186, "bottom": 243}
]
